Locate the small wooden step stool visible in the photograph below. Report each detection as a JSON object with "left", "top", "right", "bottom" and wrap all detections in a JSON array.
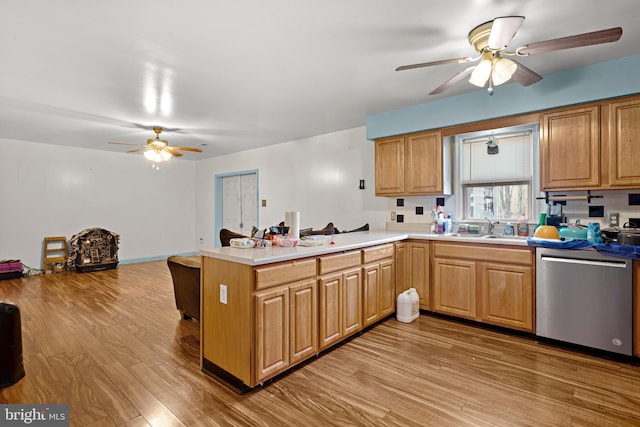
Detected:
[{"left": 43, "top": 236, "right": 68, "bottom": 273}]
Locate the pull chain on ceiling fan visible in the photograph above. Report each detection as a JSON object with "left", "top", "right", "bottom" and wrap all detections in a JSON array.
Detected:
[{"left": 396, "top": 16, "right": 623, "bottom": 95}]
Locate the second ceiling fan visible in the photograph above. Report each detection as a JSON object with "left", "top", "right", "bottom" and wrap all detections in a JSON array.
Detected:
[{"left": 396, "top": 16, "right": 622, "bottom": 95}]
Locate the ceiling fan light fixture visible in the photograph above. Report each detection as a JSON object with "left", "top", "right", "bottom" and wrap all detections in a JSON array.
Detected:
[
  {"left": 144, "top": 148, "right": 171, "bottom": 163},
  {"left": 469, "top": 58, "right": 492, "bottom": 87},
  {"left": 491, "top": 57, "right": 517, "bottom": 85}
]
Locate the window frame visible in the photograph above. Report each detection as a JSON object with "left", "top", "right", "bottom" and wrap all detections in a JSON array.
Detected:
[{"left": 454, "top": 123, "right": 541, "bottom": 224}]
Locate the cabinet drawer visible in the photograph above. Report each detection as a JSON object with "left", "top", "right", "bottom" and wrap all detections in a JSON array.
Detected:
[
  {"left": 362, "top": 243, "right": 394, "bottom": 264},
  {"left": 255, "top": 259, "right": 316, "bottom": 290},
  {"left": 318, "top": 251, "right": 361, "bottom": 275},
  {"left": 433, "top": 242, "right": 532, "bottom": 265}
]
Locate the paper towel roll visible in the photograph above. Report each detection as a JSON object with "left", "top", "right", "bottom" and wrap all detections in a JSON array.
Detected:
[{"left": 285, "top": 211, "right": 300, "bottom": 239}]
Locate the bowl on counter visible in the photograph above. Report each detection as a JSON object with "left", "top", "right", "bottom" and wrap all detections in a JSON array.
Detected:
[{"left": 534, "top": 225, "right": 560, "bottom": 240}]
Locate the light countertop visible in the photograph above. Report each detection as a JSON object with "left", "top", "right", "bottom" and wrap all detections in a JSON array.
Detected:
[{"left": 200, "top": 230, "right": 529, "bottom": 266}]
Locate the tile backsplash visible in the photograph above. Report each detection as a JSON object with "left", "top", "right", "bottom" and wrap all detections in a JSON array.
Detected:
[{"left": 386, "top": 190, "right": 640, "bottom": 233}]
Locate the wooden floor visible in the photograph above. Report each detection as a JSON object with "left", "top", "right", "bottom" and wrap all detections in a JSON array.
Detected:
[{"left": 1, "top": 261, "right": 639, "bottom": 426}]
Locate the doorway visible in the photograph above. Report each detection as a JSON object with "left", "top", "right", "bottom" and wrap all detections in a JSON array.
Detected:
[{"left": 214, "top": 170, "right": 258, "bottom": 246}]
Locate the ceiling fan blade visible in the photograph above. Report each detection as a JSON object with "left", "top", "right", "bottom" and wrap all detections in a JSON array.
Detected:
[
  {"left": 164, "top": 147, "right": 183, "bottom": 157},
  {"left": 517, "top": 27, "right": 622, "bottom": 56},
  {"left": 170, "top": 146, "right": 203, "bottom": 153},
  {"left": 126, "top": 147, "right": 149, "bottom": 153},
  {"left": 511, "top": 60, "right": 543, "bottom": 87},
  {"left": 429, "top": 67, "right": 475, "bottom": 95},
  {"left": 396, "top": 57, "right": 473, "bottom": 71},
  {"left": 487, "top": 16, "right": 525, "bottom": 50},
  {"left": 109, "top": 141, "right": 141, "bottom": 146}
]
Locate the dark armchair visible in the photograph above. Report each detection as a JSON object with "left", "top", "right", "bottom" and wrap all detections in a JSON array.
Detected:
[{"left": 167, "top": 256, "right": 201, "bottom": 321}]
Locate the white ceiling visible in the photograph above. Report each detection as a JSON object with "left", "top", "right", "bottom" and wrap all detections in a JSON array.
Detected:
[{"left": 2, "top": 1, "right": 639, "bottom": 160}]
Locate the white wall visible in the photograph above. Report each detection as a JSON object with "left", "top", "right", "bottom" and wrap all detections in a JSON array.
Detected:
[
  {"left": 0, "top": 138, "right": 197, "bottom": 269},
  {"left": 195, "top": 126, "right": 387, "bottom": 248}
]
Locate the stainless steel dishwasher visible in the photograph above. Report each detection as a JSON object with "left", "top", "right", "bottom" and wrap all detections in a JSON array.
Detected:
[{"left": 536, "top": 247, "right": 633, "bottom": 355}]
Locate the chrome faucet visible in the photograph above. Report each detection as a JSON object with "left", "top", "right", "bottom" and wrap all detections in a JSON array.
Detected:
[{"left": 485, "top": 217, "right": 499, "bottom": 234}]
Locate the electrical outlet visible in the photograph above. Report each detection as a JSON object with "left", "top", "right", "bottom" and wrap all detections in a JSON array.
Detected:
[
  {"left": 609, "top": 212, "right": 619, "bottom": 227},
  {"left": 220, "top": 284, "right": 228, "bottom": 304},
  {"left": 391, "top": 211, "right": 396, "bottom": 221}
]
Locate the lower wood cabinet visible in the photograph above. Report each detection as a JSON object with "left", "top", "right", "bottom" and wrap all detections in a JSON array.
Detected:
[
  {"left": 363, "top": 258, "right": 394, "bottom": 327},
  {"left": 432, "top": 258, "right": 477, "bottom": 319},
  {"left": 432, "top": 242, "right": 534, "bottom": 332},
  {"left": 362, "top": 244, "right": 395, "bottom": 327},
  {"left": 479, "top": 263, "right": 533, "bottom": 331},
  {"left": 395, "top": 241, "right": 430, "bottom": 309},
  {"left": 255, "top": 276, "right": 317, "bottom": 383},
  {"left": 318, "top": 266, "right": 362, "bottom": 350}
]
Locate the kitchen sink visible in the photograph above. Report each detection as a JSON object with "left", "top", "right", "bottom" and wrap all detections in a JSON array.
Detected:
[{"left": 481, "top": 234, "right": 527, "bottom": 240}]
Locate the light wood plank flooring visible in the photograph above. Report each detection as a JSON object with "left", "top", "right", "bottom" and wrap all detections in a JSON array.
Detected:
[{"left": 1, "top": 260, "right": 639, "bottom": 426}]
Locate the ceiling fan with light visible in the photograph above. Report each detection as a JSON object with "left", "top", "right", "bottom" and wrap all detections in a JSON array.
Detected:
[
  {"left": 109, "top": 127, "right": 203, "bottom": 168},
  {"left": 396, "top": 16, "right": 622, "bottom": 95}
]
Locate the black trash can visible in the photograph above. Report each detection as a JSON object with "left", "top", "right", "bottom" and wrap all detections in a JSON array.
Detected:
[{"left": 0, "top": 302, "right": 25, "bottom": 388}]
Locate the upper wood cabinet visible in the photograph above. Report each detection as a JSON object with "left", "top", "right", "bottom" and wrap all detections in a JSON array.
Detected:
[
  {"left": 602, "top": 97, "right": 640, "bottom": 188},
  {"left": 541, "top": 105, "right": 601, "bottom": 190},
  {"left": 375, "top": 136, "right": 404, "bottom": 195},
  {"left": 375, "top": 130, "right": 451, "bottom": 196},
  {"left": 541, "top": 94, "right": 640, "bottom": 191}
]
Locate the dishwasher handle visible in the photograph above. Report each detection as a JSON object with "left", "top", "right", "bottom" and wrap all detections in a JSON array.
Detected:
[{"left": 539, "top": 255, "right": 627, "bottom": 269}]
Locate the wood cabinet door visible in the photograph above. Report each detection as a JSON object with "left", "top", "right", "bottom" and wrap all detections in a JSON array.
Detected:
[
  {"left": 318, "top": 273, "right": 342, "bottom": 350},
  {"left": 604, "top": 98, "right": 640, "bottom": 187},
  {"left": 541, "top": 106, "right": 600, "bottom": 190},
  {"left": 375, "top": 136, "right": 405, "bottom": 196},
  {"left": 433, "top": 258, "right": 476, "bottom": 319},
  {"left": 378, "top": 258, "right": 395, "bottom": 317},
  {"left": 405, "top": 130, "right": 443, "bottom": 194},
  {"left": 289, "top": 279, "right": 318, "bottom": 365},
  {"left": 394, "top": 242, "right": 408, "bottom": 297},
  {"left": 479, "top": 263, "right": 533, "bottom": 332},
  {"left": 255, "top": 287, "right": 289, "bottom": 382},
  {"left": 409, "top": 242, "right": 430, "bottom": 309},
  {"left": 362, "top": 264, "right": 379, "bottom": 327},
  {"left": 342, "top": 267, "right": 363, "bottom": 337}
]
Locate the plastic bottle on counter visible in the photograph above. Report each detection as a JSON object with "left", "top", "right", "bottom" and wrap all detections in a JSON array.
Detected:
[
  {"left": 534, "top": 213, "right": 547, "bottom": 234},
  {"left": 517, "top": 214, "right": 529, "bottom": 236},
  {"left": 437, "top": 213, "right": 445, "bottom": 234},
  {"left": 445, "top": 214, "right": 453, "bottom": 234}
]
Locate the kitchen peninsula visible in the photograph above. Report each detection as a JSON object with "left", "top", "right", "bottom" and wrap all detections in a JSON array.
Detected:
[
  {"left": 199, "top": 231, "right": 406, "bottom": 391},
  {"left": 199, "top": 230, "right": 540, "bottom": 391}
]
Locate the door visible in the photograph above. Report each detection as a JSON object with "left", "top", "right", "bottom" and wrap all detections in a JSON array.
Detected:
[
  {"left": 604, "top": 98, "right": 640, "bottom": 187},
  {"left": 410, "top": 242, "right": 430, "bottom": 309},
  {"left": 362, "top": 264, "right": 379, "bottom": 327},
  {"left": 375, "top": 136, "right": 404, "bottom": 195},
  {"left": 289, "top": 279, "right": 317, "bottom": 364},
  {"left": 255, "top": 287, "right": 289, "bottom": 382},
  {"left": 319, "top": 273, "right": 342, "bottom": 350},
  {"left": 379, "top": 258, "right": 395, "bottom": 317},
  {"left": 342, "top": 267, "right": 362, "bottom": 337},
  {"left": 222, "top": 173, "right": 257, "bottom": 236},
  {"left": 405, "top": 130, "right": 443, "bottom": 194},
  {"left": 433, "top": 258, "right": 477, "bottom": 319},
  {"left": 479, "top": 262, "right": 533, "bottom": 331},
  {"left": 541, "top": 106, "right": 600, "bottom": 190}
]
